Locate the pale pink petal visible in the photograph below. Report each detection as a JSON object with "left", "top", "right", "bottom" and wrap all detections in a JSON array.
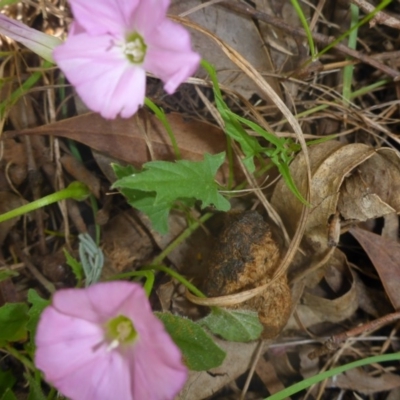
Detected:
[
  {"left": 35, "top": 282, "right": 188, "bottom": 400},
  {"left": 0, "top": 14, "right": 61, "bottom": 62},
  {"left": 50, "top": 281, "right": 148, "bottom": 323},
  {"left": 53, "top": 351, "right": 132, "bottom": 400},
  {"left": 121, "top": 306, "right": 187, "bottom": 399},
  {"left": 35, "top": 308, "right": 105, "bottom": 380},
  {"left": 67, "top": 0, "right": 139, "bottom": 36},
  {"left": 128, "top": 325, "right": 187, "bottom": 400},
  {"left": 53, "top": 33, "right": 145, "bottom": 119},
  {"left": 130, "top": 0, "right": 170, "bottom": 36},
  {"left": 144, "top": 20, "right": 200, "bottom": 93}
]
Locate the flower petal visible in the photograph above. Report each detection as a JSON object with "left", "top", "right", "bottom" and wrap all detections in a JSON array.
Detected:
[
  {"left": 50, "top": 282, "right": 149, "bottom": 323},
  {"left": 67, "top": 0, "right": 139, "bottom": 36},
  {"left": 35, "top": 307, "right": 105, "bottom": 380},
  {"left": 35, "top": 282, "right": 187, "bottom": 400},
  {"left": 0, "top": 14, "right": 61, "bottom": 62},
  {"left": 144, "top": 19, "right": 200, "bottom": 93},
  {"left": 53, "top": 33, "right": 145, "bottom": 119},
  {"left": 52, "top": 350, "right": 132, "bottom": 400},
  {"left": 127, "top": 318, "right": 187, "bottom": 400},
  {"left": 130, "top": 0, "right": 170, "bottom": 37}
]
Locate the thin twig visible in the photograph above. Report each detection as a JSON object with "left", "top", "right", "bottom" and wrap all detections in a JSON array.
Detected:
[
  {"left": 309, "top": 311, "right": 400, "bottom": 359},
  {"left": 218, "top": 1, "right": 400, "bottom": 80},
  {"left": 350, "top": 0, "right": 400, "bottom": 30}
]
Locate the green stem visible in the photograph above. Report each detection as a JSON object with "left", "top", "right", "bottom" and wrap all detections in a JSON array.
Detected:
[
  {"left": 4, "top": 344, "right": 36, "bottom": 372},
  {"left": 0, "top": 181, "right": 90, "bottom": 224},
  {"left": 107, "top": 270, "right": 155, "bottom": 297},
  {"left": 151, "top": 212, "right": 213, "bottom": 265},
  {"left": 144, "top": 97, "right": 181, "bottom": 160},
  {"left": 143, "top": 264, "right": 206, "bottom": 298}
]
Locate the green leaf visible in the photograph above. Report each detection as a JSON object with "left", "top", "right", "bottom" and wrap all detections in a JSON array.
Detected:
[
  {"left": 27, "top": 289, "right": 50, "bottom": 344},
  {"left": 0, "top": 303, "right": 29, "bottom": 343},
  {"left": 0, "top": 389, "right": 17, "bottom": 400},
  {"left": 201, "top": 61, "right": 261, "bottom": 172},
  {"left": 0, "top": 370, "right": 16, "bottom": 398},
  {"left": 63, "top": 248, "right": 84, "bottom": 283},
  {"left": 199, "top": 308, "right": 263, "bottom": 342},
  {"left": 112, "top": 154, "right": 230, "bottom": 234},
  {"left": 0, "top": 270, "right": 18, "bottom": 282},
  {"left": 156, "top": 312, "right": 226, "bottom": 371},
  {"left": 26, "top": 374, "right": 46, "bottom": 400}
]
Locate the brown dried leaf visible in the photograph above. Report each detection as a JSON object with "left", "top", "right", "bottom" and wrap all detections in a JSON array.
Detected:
[
  {"left": 271, "top": 142, "right": 400, "bottom": 279},
  {"left": 350, "top": 226, "right": 400, "bottom": 310},
  {"left": 286, "top": 249, "right": 358, "bottom": 328},
  {"left": 11, "top": 109, "right": 231, "bottom": 182},
  {"left": 301, "top": 250, "right": 358, "bottom": 323},
  {"left": 170, "top": 0, "right": 281, "bottom": 100}
]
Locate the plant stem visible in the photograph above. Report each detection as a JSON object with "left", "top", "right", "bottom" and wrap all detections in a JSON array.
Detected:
[
  {"left": 144, "top": 97, "right": 182, "bottom": 160},
  {"left": 0, "top": 181, "right": 90, "bottom": 224}
]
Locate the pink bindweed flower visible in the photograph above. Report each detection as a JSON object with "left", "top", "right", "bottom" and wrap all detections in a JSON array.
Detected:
[
  {"left": 35, "top": 281, "right": 187, "bottom": 400},
  {"left": 53, "top": 0, "right": 201, "bottom": 119},
  {"left": 0, "top": 14, "right": 61, "bottom": 63}
]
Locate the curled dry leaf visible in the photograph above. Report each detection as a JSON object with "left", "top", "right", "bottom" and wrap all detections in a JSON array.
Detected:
[
  {"left": 300, "top": 249, "right": 358, "bottom": 323},
  {"left": 286, "top": 249, "right": 358, "bottom": 329},
  {"left": 271, "top": 141, "right": 400, "bottom": 280},
  {"left": 202, "top": 211, "right": 291, "bottom": 339}
]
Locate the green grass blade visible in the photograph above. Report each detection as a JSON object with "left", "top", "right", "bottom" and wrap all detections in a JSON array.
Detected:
[
  {"left": 290, "top": 0, "right": 316, "bottom": 58},
  {"left": 342, "top": 4, "right": 360, "bottom": 104},
  {"left": 265, "top": 352, "right": 400, "bottom": 400},
  {"left": 316, "top": 0, "right": 392, "bottom": 58}
]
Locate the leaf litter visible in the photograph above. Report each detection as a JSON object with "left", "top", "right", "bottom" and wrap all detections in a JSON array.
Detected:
[{"left": 1, "top": 0, "right": 400, "bottom": 399}]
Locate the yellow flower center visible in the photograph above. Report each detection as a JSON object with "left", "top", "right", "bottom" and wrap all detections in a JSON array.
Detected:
[
  {"left": 105, "top": 315, "right": 138, "bottom": 350},
  {"left": 123, "top": 32, "right": 147, "bottom": 64}
]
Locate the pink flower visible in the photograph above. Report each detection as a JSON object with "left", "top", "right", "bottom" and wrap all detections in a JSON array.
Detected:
[
  {"left": 35, "top": 281, "right": 187, "bottom": 400},
  {"left": 0, "top": 14, "right": 61, "bottom": 62},
  {"left": 53, "top": 0, "right": 201, "bottom": 119}
]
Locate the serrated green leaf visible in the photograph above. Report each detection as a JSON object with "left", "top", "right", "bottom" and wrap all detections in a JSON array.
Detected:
[
  {"left": 156, "top": 312, "right": 226, "bottom": 371},
  {"left": 112, "top": 164, "right": 172, "bottom": 234},
  {"left": 0, "top": 270, "right": 18, "bottom": 282},
  {"left": 27, "top": 289, "right": 50, "bottom": 345},
  {"left": 112, "top": 154, "right": 230, "bottom": 234},
  {"left": 0, "top": 303, "right": 29, "bottom": 342},
  {"left": 199, "top": 308, "right": 263, "bottom": 342}
]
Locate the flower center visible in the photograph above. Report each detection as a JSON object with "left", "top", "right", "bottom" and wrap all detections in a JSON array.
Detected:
[
  {"left": 105, "top": 315, "right": 138, "bottom": 350},
  {"left": 123, "top": 32, "right": 147, "bottom": 64}
]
